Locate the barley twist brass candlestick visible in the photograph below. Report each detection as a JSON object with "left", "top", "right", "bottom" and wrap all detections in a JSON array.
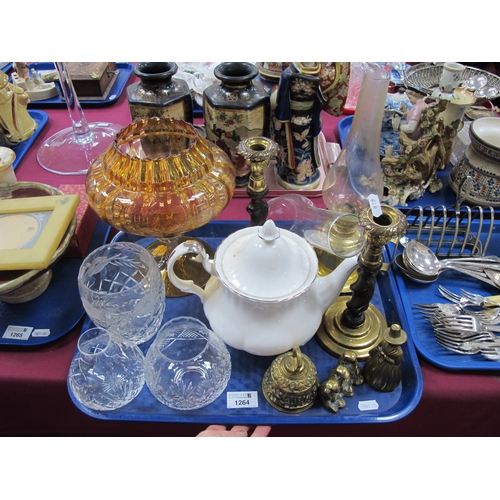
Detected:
[
  {"left": 238, "top": 137, "right": 277, "bottom": 226},
  {"left": 315, "top": 204, "right": 407, "bottom": 359}
]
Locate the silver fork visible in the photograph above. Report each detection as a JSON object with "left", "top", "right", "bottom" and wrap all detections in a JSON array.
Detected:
[
  {"left": 417, "top": 301, "right": 500, "bottom": 323},
  {"left": 438, "top": 286, "right": 483, "bottom": 308},
  {"left": 459, "top": 289, "right": 500, "bottom": 308},
  {"left": 435, "top": 337, "right": 500, "bottom": 358},
  {"left": 416, "top": 303, "right": 463, "bottom": 314},
  {"left": 416, "top": 303, "right": 464, "bottom": 320},
  {"left": 433, "top": 328, "right": 498, "bottom": 342},
  {"left": 435, "top": 337, "right": 483, "bottom": 355},
  {"left": 431, "top": 314, "right": 500, "bottom": 333}
]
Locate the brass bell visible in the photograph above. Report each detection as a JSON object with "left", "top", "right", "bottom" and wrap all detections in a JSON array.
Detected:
[
  {"left": 363, "top": 323, "right": 407, "bottom": 392},
  {"left": 262, "top": 346, "right": 319, "bottom": 413}
]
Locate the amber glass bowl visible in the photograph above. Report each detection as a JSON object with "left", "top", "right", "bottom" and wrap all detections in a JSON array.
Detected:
[{"left": 85, "top": 117, "right": 236, "bottom": 238}]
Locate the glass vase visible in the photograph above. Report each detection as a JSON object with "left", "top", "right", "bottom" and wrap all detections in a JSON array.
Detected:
[
  {"left": 322, "top": 63, "right": 390, "bottom": 214},
  {"left": 68, "top": 327, "right": 145, "bottom": 411},
  {"left": 86, "top": 117, "right": 235, "bottom": 238},
  {"left": 203, "top": 62, "right": 271, "bottom": 187},
  {"left": 127, "top": 62, "right": 194, "bottom": 123}
]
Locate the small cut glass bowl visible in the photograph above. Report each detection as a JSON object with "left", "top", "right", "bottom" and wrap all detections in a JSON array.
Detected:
[{"left": 145, "top": 316, "right": 231, "bottom": 410}]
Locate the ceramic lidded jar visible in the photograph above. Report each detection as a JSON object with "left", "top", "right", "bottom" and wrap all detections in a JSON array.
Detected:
[
  {"left": 203, "top": 62, "right": 271, "bottom": 187},
  {"left": 0, "top": 147, "right": 16, "bottom": 184},
  {"left": 127, "top": 62, "right": 194, "bottom": 123},
  {"left": 449, "top": 116, "right": 500, "bottom": 207}
]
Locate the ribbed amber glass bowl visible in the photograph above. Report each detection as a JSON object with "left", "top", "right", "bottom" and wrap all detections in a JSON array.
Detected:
[{"left": 86, "top": 117, "right": 236, "bottom": 237}]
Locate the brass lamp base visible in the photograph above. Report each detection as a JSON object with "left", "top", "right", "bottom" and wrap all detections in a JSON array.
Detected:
[
  {"left": 146, "top": 237, "right": 214, "bottom": 298},
  {"left": 315, "top": 296, "right": 387, "bottom": 359}
]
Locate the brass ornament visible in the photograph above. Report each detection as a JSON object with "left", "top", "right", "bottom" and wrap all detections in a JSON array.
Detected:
[
  {"left": 319, "top": 350, "right": 363, "bottom": 413},
  {"left": 363, "top": 323, "right": 407, "bottom": 392},
  {"left": 238, "top": 136, "right": 278, "bottom": 226},
  {"left": 262, "top": 346, "right": 319, "bottom": 413}
]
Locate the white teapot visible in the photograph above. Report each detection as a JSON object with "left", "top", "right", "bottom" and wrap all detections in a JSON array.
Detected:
[{"left": 167, "top": 220, "right": 358, "bottom": 356}]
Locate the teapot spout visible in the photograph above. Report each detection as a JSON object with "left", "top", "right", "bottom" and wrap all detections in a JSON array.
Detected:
[{"left": 313, "top": 255, "right": 359, "bottom": 312}]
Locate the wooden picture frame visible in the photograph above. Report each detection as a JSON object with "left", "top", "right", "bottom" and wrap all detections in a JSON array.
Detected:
[{"left": 0, "top": 194, "right": 79, "bottom": 270}]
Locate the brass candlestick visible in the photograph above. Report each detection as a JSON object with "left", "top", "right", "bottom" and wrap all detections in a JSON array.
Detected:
[
  {"left": 238, "top": 136, "right": 277, "bottom": 226},
  {"left": 316, "top": 204, "right": 407, "bottom": 359}
]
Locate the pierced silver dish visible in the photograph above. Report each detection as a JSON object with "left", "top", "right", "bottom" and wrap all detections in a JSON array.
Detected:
[{"left": 404, "top": 63, "right": 500, "bottom": 99}]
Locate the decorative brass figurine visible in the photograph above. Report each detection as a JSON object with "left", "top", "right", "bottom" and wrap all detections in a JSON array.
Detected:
[
  {"left": 262, "top": 346, "right": 319, "bottom": 413},
  {"left": 238, "top": 136, "right": 278, "bottom": 226},
  {"left": 316, "top": 204, "right": 407, "bottom": 359},
  {"left": 319, "top": 378, "right": 346, "bottom": 413},
  {"left": 338, "top": 349, "right": 364, "bottom": 386},
  {"left": 319, "top": 350, "right": 363, "bottom": 413},
  {"left": 363, "top": 323, "right": 407, "bottom": 392}
]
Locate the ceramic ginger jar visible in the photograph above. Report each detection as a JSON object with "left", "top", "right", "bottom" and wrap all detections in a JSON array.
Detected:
[{"left": 203, "top": 62, "right": 270, "bottom": 187}]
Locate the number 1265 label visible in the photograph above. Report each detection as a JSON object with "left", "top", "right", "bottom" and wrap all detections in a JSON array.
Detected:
[{"left": 227, "top": 391, "right": 258, "bottom": 409}]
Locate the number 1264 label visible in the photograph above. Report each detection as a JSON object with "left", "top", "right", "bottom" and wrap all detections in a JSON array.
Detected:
[{"left": 227, "top": 391, "right": 258, "bottom": 409}]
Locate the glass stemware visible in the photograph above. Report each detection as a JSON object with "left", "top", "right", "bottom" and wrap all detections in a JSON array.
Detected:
[{"left": 36, "top": 62, "right": 122, "bottom": 175}]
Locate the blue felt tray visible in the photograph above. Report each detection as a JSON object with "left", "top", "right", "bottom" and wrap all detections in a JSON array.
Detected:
[
  {"left": 23, "top": 62, "right": 133, "bottom": 107},
  {"left": 338, "top": 115, "right": 459, "bottom": 210},
  {"left": 12, "top": 110, "right": 49, "bottom": 170},
  {"left": 1, "top": 62, "right": 13, "bottom": 73},
  {"left": 0, "top": 220, "right": 110, "bottom": 346},
  {"left": 68, "top": 221, "right": 423, "bottom": 425},
  {"left": 393, "top": 216, "right": 500, "bottom": 371}
]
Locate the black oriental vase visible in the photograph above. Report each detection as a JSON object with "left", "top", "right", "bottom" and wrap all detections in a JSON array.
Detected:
[
  {"left": 203, "top": 62, "right": 271, "bottom": 187},
  {"left": 127, "top": 62, "right": 193, "bottom": 123}
]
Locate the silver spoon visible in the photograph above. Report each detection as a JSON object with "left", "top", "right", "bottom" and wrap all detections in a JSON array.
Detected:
[
  {"left": 395, "top": 254, "right": 439, "bottom": 283},
  {"left": 403, "top": 241, "right": 500, "bottom": 275},
  {"left": 464, "top": 74, "right": 488, "bottom": 92},
  {"left": 475, "top": 86, "right": 498, "bottom": 99}
]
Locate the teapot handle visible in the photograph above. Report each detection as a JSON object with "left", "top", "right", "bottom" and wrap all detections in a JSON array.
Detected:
[{"left": 167, "top": 239, "right": 213, "bottom": 301}]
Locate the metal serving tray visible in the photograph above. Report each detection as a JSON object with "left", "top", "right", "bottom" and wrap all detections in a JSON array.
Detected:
[{"left": 68, "top": 221, "right": 423, "bottom": 425}]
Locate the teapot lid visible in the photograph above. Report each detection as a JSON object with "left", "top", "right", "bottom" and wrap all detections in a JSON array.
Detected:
[{"left": 215, "top": 220, "right": 318, "bottom": 302}]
